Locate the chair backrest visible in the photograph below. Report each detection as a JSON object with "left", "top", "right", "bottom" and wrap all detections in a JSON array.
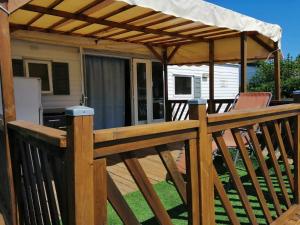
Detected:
[{"left": 231, "top": 92, "right": 272, "bottom": 112}]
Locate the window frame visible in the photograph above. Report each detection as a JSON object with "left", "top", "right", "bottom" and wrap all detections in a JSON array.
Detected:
[
  {"left": 25, "top": 59, "right": 53, "bottom": 94},
  {"left": 173, "top": 74, "right": 194, "bottom": 98}
]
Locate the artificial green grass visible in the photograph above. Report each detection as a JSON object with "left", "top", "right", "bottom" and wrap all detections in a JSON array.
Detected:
[{"left": 107, "top": 152, "right": 293, "bottom": 225}]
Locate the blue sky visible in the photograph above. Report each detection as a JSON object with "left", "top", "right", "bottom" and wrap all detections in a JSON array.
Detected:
[{"left": 206, "top": 0, "right": 300, "bottom": 58}]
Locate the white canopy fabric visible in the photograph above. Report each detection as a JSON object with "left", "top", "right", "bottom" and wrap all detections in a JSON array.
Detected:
[
  {"left": 120, "top": 0, "right": 282, "bottom": 43},
  {"left": 8, "top": 0, "right": 283, "bottom": 64}
]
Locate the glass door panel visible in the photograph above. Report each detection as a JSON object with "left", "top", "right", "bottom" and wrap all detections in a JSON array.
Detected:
[
  {"left": 137, "top": 63, "right": 147, "bottom": 121},
  {"left": 152, "top": 62, "right": 164, "bottom": 121},
  {"left": 133, "top": 59, "right": 165, "bottom": 124}
]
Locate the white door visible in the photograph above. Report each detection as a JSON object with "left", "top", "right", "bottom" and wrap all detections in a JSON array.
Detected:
[{"left": 133, "top": 59, "right": 165, "bottom": 124}]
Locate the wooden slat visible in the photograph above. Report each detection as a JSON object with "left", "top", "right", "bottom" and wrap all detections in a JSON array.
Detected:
[
  {"left": 18, "top": 140, "right": 38, "bottom": 225},
  {"left": 8, "top": 120, "right": 66, "bottom": 147},
  {"left": 261, "top": 123, "right": 292, "bottom": 208},
  {"left": 284, "top": 118, "right": 294, "bottom": 153},
  {"left": 30, "top": 145, "right": 52, "bottom": 225},
  {"left": 94, "top": 120, "right": 199, "bottom": 143},
  {"left": 185, "top": 139, "right": 200, "bottom": 225},
  {"left": 156, "top": 145, "right": 187, "bottom": 204},
  {"left": 295, "top": 115, "right": 300, "bottom": 204},
  {"left": 270, "top": 205, "right": 300, "bottom": 225},
  {"left": 94, "top": 159, "right": 107, "bottom": 225},
  {"left": 40, "top": 151, "right": 60, "bottom": 225},
  {"left": 10, "top": 134, "right": 30, "bottom": 225},
  {"left": 247, "top": 127, "right": 283, "bottom": 216},
  {"left": 107, "top": 174, "right": 140, "bottom": 225},
  {"left": 274, "top": 120, "right": 295, "bottom": 191},
  {"left": 121, "top": 153, "right": 173, "bottom": 225},
  {"left": 213, "top": 168, "right": 240, "bottom": 225},
  {"left": 94, "top": 130, "right": 197, "bottom": 158},
  {"left": 231, "top": 129, "right": 273, "bottom": 223},
  {"left": 213, "top": 132, "right": 258, "bottom": 225},
  {"left": 49, "top": 152, "right": 68, "bottom": 225}
]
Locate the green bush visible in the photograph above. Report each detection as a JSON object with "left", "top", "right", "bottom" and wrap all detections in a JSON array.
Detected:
[{"left": 248, "top": 54, "right": 300, "bottom": 98}]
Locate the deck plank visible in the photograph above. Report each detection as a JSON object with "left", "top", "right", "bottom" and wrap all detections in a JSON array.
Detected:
[{"left": 107, "top": 144, "right": 183, "bottom": 195}]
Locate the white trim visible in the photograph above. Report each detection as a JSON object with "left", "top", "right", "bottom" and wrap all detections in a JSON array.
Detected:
[
  {"left": 25, "top": 59, "right": 53, "bottom": 94},
  {"left": 173, "top": 74, "right": 194, "bottom": 99}
]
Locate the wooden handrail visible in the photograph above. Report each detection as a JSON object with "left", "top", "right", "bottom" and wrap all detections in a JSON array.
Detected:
[
  {"left": 93, "top": 120, "right": 199, "bottom": 143},
  {"left": 208, "top": 104, "right": 300, "bottom": 123},
  {"left": 8, "top": 120, "right": 67, "bottom": 148},
  {"left": 208, "top": 104, "right": 300, "bottom": 133}
]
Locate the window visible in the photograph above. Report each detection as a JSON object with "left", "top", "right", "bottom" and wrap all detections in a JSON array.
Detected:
[
  {"left": 175, "top": 76, "right": 192, "bottom": 95},
  {"left": 25, "top": 60, "right": 53, "bottom": 94},
  {"left": 12, "top": 59, "right": 25, "bottom": 77}
]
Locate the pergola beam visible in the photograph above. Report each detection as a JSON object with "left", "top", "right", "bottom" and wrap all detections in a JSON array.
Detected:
[
  {"left": 240, "top": 32, "right": 247, "bottom": 92},
  {"left": 146, "top": 44, "right": 163, "bottom": 62},
  {"left": 0, "top": 3, "right": 17, "bottom": 225},
  {"left": 249, "top": 34, "right": 275, "bottom": 52},
  {"left": 21, "top": 4, "right": 207, "bottom": 42}
]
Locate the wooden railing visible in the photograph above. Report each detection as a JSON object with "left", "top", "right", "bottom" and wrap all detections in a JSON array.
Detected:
[
  {"left": 8, "top": 121, "right": 68, "bottom": 225},
  {"left": 93, "top": 120, "right": 201, "bottom": 225},
  {"left": 207, "top": 103, "right": 300, "bottom": 224},
  {"left": 5, "top": 103, "right": 300, "bottom": 225},
  {"left": 167, "top": 98, "right": 234, "bottom": 121}
]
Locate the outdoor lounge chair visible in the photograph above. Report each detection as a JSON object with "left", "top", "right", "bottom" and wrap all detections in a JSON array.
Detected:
[{"left": 176, "top": 92, "right": 272, "bottom": 175}]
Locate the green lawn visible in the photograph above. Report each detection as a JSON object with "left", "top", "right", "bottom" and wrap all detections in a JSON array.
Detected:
[{"left": 108, "top": 154, "right": 293, "bottom": 225}]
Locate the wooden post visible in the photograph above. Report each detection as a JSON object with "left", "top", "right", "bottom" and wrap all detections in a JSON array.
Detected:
[
  {"left": 163, "top": 48, "right": 171, "bottom": 121},
  {"left": 0, "top": 3, "right": 17, "bottom": 225},
  {"left": 208, "top": 40, "right": 215, "bottom": 113},
  {"left": 295, "top": 114, "right": 300, "bottom": 203},
  {"left": 274, "top": 42, "right": 281, "bottom": 100},
  {"left": 189, "top": 99, "right": 215, "bottom": 225},
  {"left": 240, "top": 32, "right": 247, "bottom": 92},
  {"left": 66, "top": 106, "right": 95, "bottom": 225}
]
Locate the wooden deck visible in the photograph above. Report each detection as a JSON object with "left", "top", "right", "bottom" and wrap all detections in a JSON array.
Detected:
[{"left": 107, "top": 142, "right": 184, "bottom": 195}]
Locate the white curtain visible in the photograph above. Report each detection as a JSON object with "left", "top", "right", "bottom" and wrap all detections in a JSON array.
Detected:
[{"left": 85, "top": 55, "right": 126, "bottom": 130}]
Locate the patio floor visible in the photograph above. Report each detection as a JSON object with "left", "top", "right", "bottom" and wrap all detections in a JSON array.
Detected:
[{"left": 107, "top": 142, "right": 183, "bottom": 195}]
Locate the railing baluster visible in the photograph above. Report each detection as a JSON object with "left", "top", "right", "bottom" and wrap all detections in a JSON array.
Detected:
[
  {"left": 121, "top": 152, "right": 173, "bottom": 225},
  {"left": 18, "top": 140, "right": 38, "bottom": 225},
  {"left": 248, "top": 127, "right": 283, "bottom": 215},
  {"left": 274, "top": 120, "right": 295, "bottom": 191},
  {"left": 213, "top": 168, "right": 240, "bottom": 225},
  {"left": 107, "top": 173, "right": 140, "bottom": 225},
  {"left": 232, "top": 128, "right": 273, "bottom": 222},
  {"left": 214, "top": 132, "right": 258, "bottom": 225},
  {"left": 156, "top": 145, "right": 187, "bottom": 204},
  {"left": 261, "top": 123, "right": 291, "bottom": 208},
  {"left": 30, "top": 145, "right": 52, "bottom": 225}
]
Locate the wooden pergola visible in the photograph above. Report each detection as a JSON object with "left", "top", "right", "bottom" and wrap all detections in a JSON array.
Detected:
[{"left": 0, "top": 0, "right": 282, "bottom": 223}]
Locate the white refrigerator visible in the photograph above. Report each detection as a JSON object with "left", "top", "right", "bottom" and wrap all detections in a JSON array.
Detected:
[{"left": 0, "top": 77, "right": 42, "bottom": 124}]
